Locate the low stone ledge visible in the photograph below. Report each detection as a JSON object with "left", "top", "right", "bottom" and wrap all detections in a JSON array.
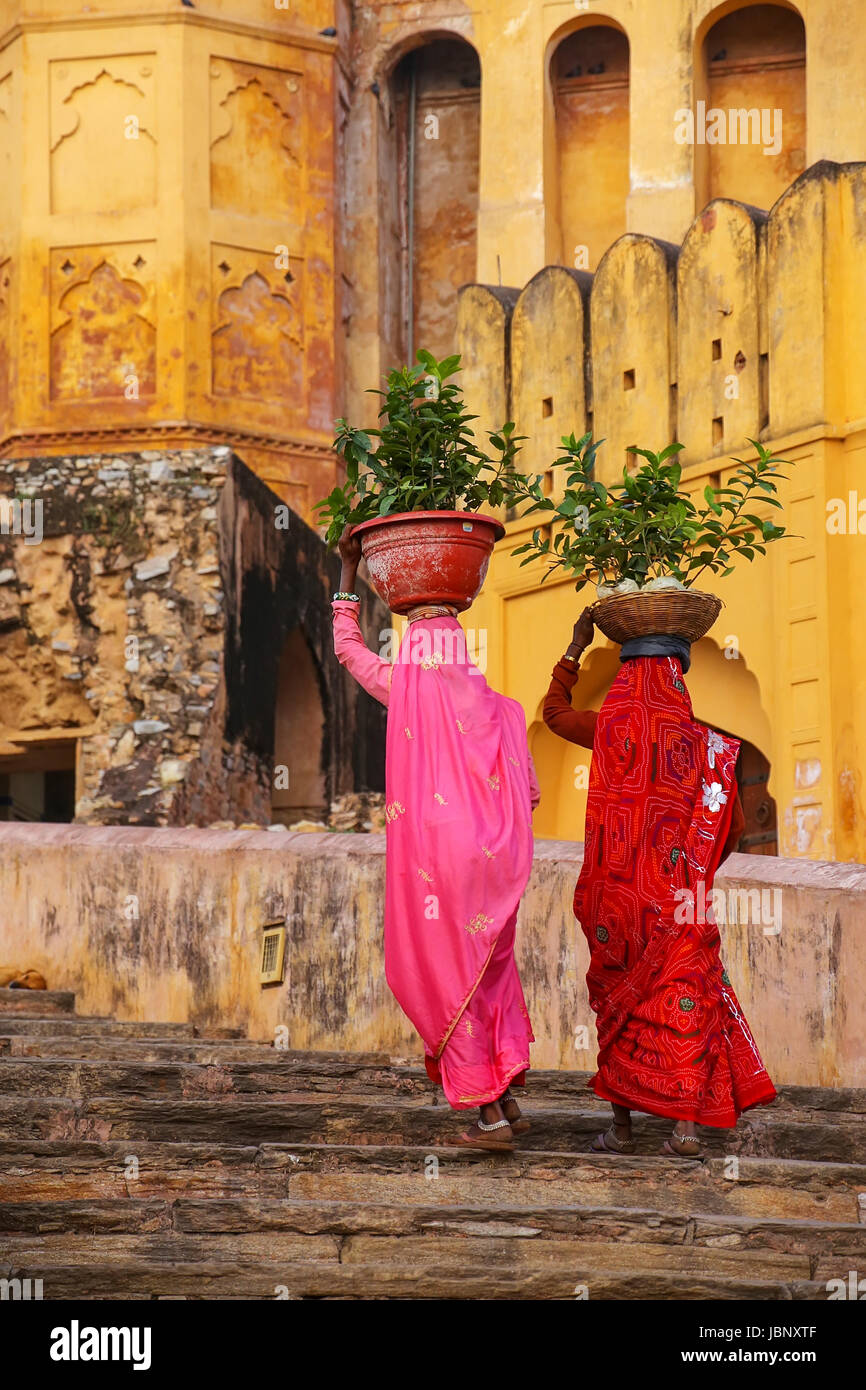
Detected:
[{"left": 0, "top": 825, "right": 861, "bottom": 1087}]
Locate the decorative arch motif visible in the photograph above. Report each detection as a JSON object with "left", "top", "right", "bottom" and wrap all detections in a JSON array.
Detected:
[
  {"left": 50, "top": 250, "right": 156, "bottom": 401},
  {"left": 211, "top": 253, "right": 303, "bottom": 404},
  {"left": 50, "top": 57, "right": 157, "bottom": 215},
  {"left": 210, "top": 59, "right": 301, "bottom": 219}
]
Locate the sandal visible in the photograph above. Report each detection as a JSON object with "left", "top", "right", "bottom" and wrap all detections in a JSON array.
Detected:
[
  {"left": 456, "top": 1117, "right": 514, "bottom": 1152},
  {"left": 591, "top": 1123, "right": 635, "bottom": 1154},
  {"left": 500, "top": 1089, "right": 530, "bottom": 1135},
  {"left": 663, "top": 1129, "right": 703, "bottom": 1158}
]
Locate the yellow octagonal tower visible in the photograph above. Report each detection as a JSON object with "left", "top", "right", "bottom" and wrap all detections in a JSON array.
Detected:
[{"left": 0, "top": 0, "right": 340, "bottom": 516}]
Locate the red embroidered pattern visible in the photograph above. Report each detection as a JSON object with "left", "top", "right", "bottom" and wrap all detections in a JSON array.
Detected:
[{"left": 575, "top": 657, "right": 776, "bottom": 1127}]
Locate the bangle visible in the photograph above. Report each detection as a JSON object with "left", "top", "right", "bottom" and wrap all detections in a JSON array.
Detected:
[
  {"left": 333, "top": 591, "right": 361, "bottom": 602},
  {"left": 561, "top": 653, "right": 577, "bottom": 664}
]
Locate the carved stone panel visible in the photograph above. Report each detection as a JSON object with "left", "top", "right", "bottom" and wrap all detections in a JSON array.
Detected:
[
  {"left": 209, "top": 57, "right": 301, "bottom": 220},
  {"left": 50, "top": 55, "right": 157, "bottom": 216},
  {"left": 211, "top": 245, "right": 303, "bottom": 407},
  {"left": 50, "top": 244, "right": 157, "bottom": 402}
]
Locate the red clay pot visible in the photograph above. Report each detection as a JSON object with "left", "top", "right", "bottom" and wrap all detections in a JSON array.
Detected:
[{"left": 353, "top": 510, "right": 505, "bottom": 614}]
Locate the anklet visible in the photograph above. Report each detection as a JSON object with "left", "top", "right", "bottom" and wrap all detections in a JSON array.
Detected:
[{"left": 477, "top": 1117, "right": 510, "bottom": 1132}]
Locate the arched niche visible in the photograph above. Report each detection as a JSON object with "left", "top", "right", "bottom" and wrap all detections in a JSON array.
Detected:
[
  {"left": 529, "top": 637, "right": 776, "bottom": 852},
  {"left": 547, "top": 21, "right": 630, "bottom": 272},
  {"left": 383, "top": 36, "right": 481, "bottom": 364},
  {"left": 528, "top": 643, "right": 619, "bottom": 842},
  {"left": 694, "top": 2, "right": 806, "bottom": 212}
]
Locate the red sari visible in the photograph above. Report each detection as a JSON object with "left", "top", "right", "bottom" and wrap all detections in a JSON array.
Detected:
[{"left": 573, "top": 655, "right": 776, "bottom": 1127}]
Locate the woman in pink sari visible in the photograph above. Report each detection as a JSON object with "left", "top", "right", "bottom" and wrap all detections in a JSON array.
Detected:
[{"left": 332, "top": 528, "right": 539, "bottom": 1150}]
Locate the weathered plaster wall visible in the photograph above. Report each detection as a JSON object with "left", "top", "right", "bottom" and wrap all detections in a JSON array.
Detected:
[
  {"left": 341, "top": 0, "right": 866, "bottom": 426},
  {"left": 0, "top": 824, "right": 861, "bottom": 1089}
]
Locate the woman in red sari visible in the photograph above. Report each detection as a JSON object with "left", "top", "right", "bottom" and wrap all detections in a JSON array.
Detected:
[{"left": 544, "top": 611, "right": 776, "bottom": 1156}]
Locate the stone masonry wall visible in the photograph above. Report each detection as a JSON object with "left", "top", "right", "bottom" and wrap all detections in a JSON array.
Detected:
[{"left": 0, "top": 446, "right": 387, "bottom": 825}]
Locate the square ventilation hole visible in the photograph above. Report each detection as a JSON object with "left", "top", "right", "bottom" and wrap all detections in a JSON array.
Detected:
[
  {"left": 712, "top": 339, "right": 722, "bottom": 361},
  {"left": 712, "top": 417, "right": 724, "bottom": 446},
  {"left": 623, "top": 369, "right": 635, "bottom": 391},
  {"left": 260, "top": 922, "right": 287, "bottom": 986},
  {"left": 542, "top": 396, "right": 553, "bottom": 418}
]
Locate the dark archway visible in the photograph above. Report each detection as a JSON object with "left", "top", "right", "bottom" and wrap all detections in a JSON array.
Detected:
[
  {"left": 709, "top": 723, "right": 778, "bottom": 854},
  {"left": 385, "top": 36, "right": 481, "bottom": 363},
  {"left": 271, "top": 627, "right": 327, "bottom": 826}
]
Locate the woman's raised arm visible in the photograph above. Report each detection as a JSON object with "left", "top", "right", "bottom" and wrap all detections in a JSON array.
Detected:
[
  {"left": 332, "top": 526, "right": 392, "bottom": 707},
  {"left": 543, "top": 612, "right": 598, "bottom": 749}
]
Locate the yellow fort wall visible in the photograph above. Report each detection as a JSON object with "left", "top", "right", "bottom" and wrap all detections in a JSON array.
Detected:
[
  {"left": 459, "top": 162, "right": 866, "bottom": 864},
  {"left": 343, "top": 0, "right": 866, "bottom": 428},
  {"left": 0, "top": 0, "right": 340, "bottom": 515}
]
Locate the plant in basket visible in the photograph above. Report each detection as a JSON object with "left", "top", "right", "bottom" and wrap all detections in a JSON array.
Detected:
[
  {"left": 505, "top": 435, "right": 792, "bottom": 643},
  {"left": 315, "top": 350, "right": 522, "bottom": 614}
]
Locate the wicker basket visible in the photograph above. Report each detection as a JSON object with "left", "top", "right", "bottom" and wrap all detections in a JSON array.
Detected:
[{"left": 590, "top": 588, "right": 723, "bottom": 644}]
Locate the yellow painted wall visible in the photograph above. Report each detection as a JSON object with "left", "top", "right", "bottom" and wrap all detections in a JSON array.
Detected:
[
  {"left": 346, "top": 0, "right": 866, "bottom": 421},
  {"left": 0, "top": 0, "right": 340, "bottom": 515},
  {"left": 460, "top": 162, "right": 866, "bottom": 865},
  {"left": 2, "top": 2, "right": 865, "bottom": 864}
]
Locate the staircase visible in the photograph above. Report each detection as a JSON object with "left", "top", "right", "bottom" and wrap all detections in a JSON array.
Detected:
[{"left": 1, "top": 989, "right": 863, "bottom": 1300}]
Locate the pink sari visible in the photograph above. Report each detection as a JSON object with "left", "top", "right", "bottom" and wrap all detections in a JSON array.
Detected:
[{"left": 384, "top": 617, "right": 535, "bottom": 1108}]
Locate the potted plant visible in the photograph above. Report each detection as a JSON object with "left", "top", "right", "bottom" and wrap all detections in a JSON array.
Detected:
[
  {"left": 315, "top": 350, "right": 521, "bottom": 614},
  {"left": 507, "top": 435, "right": 792, "bottom": 642}
]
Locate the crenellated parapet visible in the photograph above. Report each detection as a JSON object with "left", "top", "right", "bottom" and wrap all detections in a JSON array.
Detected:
[{"left": 460, "top": 161, "right": 866, "bottom": 481}]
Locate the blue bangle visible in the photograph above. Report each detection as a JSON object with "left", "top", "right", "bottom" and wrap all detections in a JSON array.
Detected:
[{"left": 333, "top": 591, "right": 361, "bottom": 602}]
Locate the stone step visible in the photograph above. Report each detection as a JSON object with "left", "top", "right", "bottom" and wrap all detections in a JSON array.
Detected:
[
  {"left": 0, "top": 1038, "right": 389, "bottom": 1064},
  {"left": 0, "top": 1227, "right": 818, "bottom": 1282},
  {"left": 0, "top": 1017, "right": 244, "bottom": 1039},
  {"left": 1, "top": 1141, "right": 863, "bottom": 1224},
  {"left": 0, "top": 1093, "right": 860, "bottom": 1163},
  {"left": 0, "top": 1257, "right": 825, "bottom": 1300},
  {"left": 0, "top": 1049, "right": 861, "bottom": 1117},
  {"left": 0, "top": 1058, "right": 420, "bottom": 1100},
  {"left": 2, "top": 1195, "right": 863, "bottom": 1264},
  {"left": 0, "top": 988, "right": 75, "bottom": 1017}
]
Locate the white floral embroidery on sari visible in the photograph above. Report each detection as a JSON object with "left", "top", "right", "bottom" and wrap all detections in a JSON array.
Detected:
[
  {"left": 706, "top": 730, "right": 726, "bottom": 770},
  {"left": 702, "top": 780, "right": 728, "bottom": 813}
]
